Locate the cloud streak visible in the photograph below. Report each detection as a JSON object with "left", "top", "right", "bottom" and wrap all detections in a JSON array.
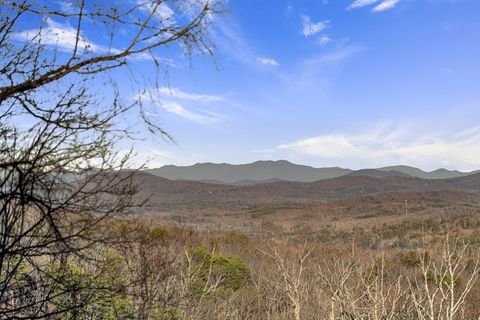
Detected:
[
  {"left": 138, "top": 87, "right": 228, "bottom": 125},
  {"left": 12, "top": 17, "right": 158, "bottom": 62},
  {"left": 12, "top": 17, "right": 112, "bottom": 53},
  {"left": 373, "top": 0, "right": 401, "bottom": 12},
  {"left": 348, "top": 0, "right": 381, "bottom": 9},
  {"left": 257, "top": 57, "right": 279, "bottom": 66},
  {"left": 211, "top": 17, "right": 280, "bottom": 70},
  {"left": 279, "top": 124, "right": 480, "bottom": 170},
  {"left": 156, "top": 101, "right": 218, "bottom": 124},
  {"left": 348, "top": 0, "right": 401, "bottom": 12},
  {"left": 301, "top": 15, "right": 329, "bottom": 37},
  {"left": 316, "top": 35, "right": 332, "bottom": 46},
  {"left": 157, "top": 87, "right": 226, "bottom": 103}
]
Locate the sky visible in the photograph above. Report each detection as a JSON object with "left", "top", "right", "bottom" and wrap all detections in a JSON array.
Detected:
[{"left": 13, "top": 0, "right": 480, "bottom": 171}]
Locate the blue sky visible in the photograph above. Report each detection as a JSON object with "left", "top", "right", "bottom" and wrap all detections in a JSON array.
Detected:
[{"left": 15, "top": 0, "right": 480, "bottom": 170}]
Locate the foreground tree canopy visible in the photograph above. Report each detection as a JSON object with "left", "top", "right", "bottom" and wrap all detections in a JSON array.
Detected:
[{"left": 0, "top": 0, "right": 222, "bottom": 318}]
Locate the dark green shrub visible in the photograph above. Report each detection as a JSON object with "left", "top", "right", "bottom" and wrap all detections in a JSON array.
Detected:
[
  {"left": 149, "top": 226, "right": 168, "bottom": 240},
  {"left": 188, "top": 246, "right": 250, "bottom": 298}
]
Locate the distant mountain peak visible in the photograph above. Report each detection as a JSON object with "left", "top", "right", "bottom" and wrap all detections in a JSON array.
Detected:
[
  {"left": 144, "top": 161, "right": 478, "bottom": 184},
  {"left": 145, "top": 160, "right": 351, "bottom": 183}
]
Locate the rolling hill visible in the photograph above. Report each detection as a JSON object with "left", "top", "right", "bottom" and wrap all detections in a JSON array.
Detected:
[
  {"left": 145, "top": 160, "right": 351, "bottom": 183},
  {"left": 131, "top": 170, "right": 480, "bottom": 208},
  {"left": 378, "top": 165, "right": 480, "bottom": 179},
  {"left": 144, "top": 161, "right": 479, "bottom": 184}
]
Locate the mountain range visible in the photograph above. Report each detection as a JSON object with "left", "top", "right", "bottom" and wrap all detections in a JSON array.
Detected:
[
  {"left": 144, "top": 160, "right": 479, "bottom": 184},
  {"left": 129, "top": 169, "right": 480, "bottom": 209}
]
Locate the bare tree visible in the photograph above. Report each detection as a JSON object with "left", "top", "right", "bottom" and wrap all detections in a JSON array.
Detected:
[
  {"left": 261, "top": 241, "right": 313, "bottom": 320},
  {"left": 409, "top": 236, "right": 480, "bottom": 320},
  {"left": 317, "top": 254, "right": 411, "bottom": 320},
  {"left": 0, "top": 0, "right": 222, "bottom": 318}
]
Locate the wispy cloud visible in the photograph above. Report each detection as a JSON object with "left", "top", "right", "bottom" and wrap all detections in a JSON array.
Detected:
[
  {"left": 157, "top": 87, "right": 226, "bottom": 102},
  {"left": 348, "top": 0, "right": 401, "bottom": 12},
  {"left": 281, "top": 45, "right": 364, "bottom": 89},
  {"left": 373, "top": 0, "right": 401, "bottom": 12},
  {"left": 301, "top": 15, "right": 329, "bottom": 37},
  {"left": 156, "top": 101, "right": 218, "bottom": 124},
  {"left": 211, "top": 17, "right": 283, "bottom": 73},
  {"left": 302, "top": 45, "right": 364, "bottom": 67},
  {"left": 154, "top": 2, "right": 175, "bottom": 20},
  {"left": 348, "top": 0, "right": 381, "bottom": 9},
  {"left": 316, "top": 35, "right": 332, "bottom": 46},
  {"left": 257, "top": 57, "right": 279, "bottom": 66},
  {"left": 12, "top": 17, "right": 165, "bottom": 63},
  {"left": 137, "top": 0, "right": 176, "bottom": 25},
  {"left": 279, "top": 123, "right": 480, "bottom": 170},
  {"left": 138, "top": 87, "right": 228, "bottom": 125},
  {"left": 55, "top": 0, "right": 77, "bottom": 14},
  {"left": 300, "top": 45, "right": 364, "bottom": 73},
  {"left": 12, "top": 17, "right": 113, "bottom": 53},
  {"left": 210, "top": 18, "right": 255, "bottom": 65}
]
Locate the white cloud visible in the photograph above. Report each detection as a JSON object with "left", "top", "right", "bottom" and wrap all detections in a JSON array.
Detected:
[
  {"left": 138, "top": 87, "right": 228, "bottom": 125},
  {"left": 257, "top": 57, "right": 279, "bottom": 66},
  {"left": 373, "top": 0, "right": 401, "bottom": 12},
  {"left": 136, "top": 0, "right": 176, "bottom": 24},
  {"left": 281, "top": 135, "right": 361, "bottom": 159},
  {"left": 157, "top": 87, "right": 226, "bottom": 103},
  {"left": 278, "top": 124, "right": 480, "bottom": 171},
  {"left": 303, "top": 45, "right": 364, "bottom": 67},
  {"left": 12, "top": 11, "right": 179, "bottom": 63},
  {"left": 156, "top": 3, "right": 175, "bottom": 20},
  {"left": 12, "top": 17, "right": 112, "bottom": 54},
  {"left": 55, "top": 1, "right": 77, "bottom": 14},
  {"left": 13, "top": 18, "right": 106, "bottom": 51},
  {"left": 157, "top": 101, "right": 218, "bottom": 124},
  {"left": 348, "top": 0, "right": 380, "bottom": 9},
  {"left": 301, "top": 15, "right": 329, "bottom": 37},
  {"left": 12, "top": 18, "right": 170, "bottom": 64},
  {"left": 316, "top": 35, "right": 332, "bottom": 46},
  {"left": 348, "top": 0, "right": 401, "bottom": 12}
]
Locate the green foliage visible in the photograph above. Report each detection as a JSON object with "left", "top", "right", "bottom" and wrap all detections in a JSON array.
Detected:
[
  {"left": 113, "top": 222, "right": 130, "bottom": 235},
  {"left": 149, "top": 306, "right": 182, "bottom": 320},
  {"left": 426, "top": 270, "right": 456, "bottom": 286},
  {"left": 188, "top": 246, "right": 250, "bottom": 298},
  {"left": 50, "top": 257, "right": 134, "bottom": 320},
  {"left": 0, "top": 255, "right": 31, "bottom": 287},
  {"left": 149, "top": 226, "right": 168, "bottom": 240},
  {"left": 209, "top": 236, "right": 220, "bottom": 249}
]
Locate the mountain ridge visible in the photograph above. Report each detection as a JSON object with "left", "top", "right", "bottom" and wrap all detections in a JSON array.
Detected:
[
  {"left": 144, "top": 160, "right": 479, "bottom": 184},
  {"left": 129, "top": 170, "right": 480, "bottom": 208}
]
